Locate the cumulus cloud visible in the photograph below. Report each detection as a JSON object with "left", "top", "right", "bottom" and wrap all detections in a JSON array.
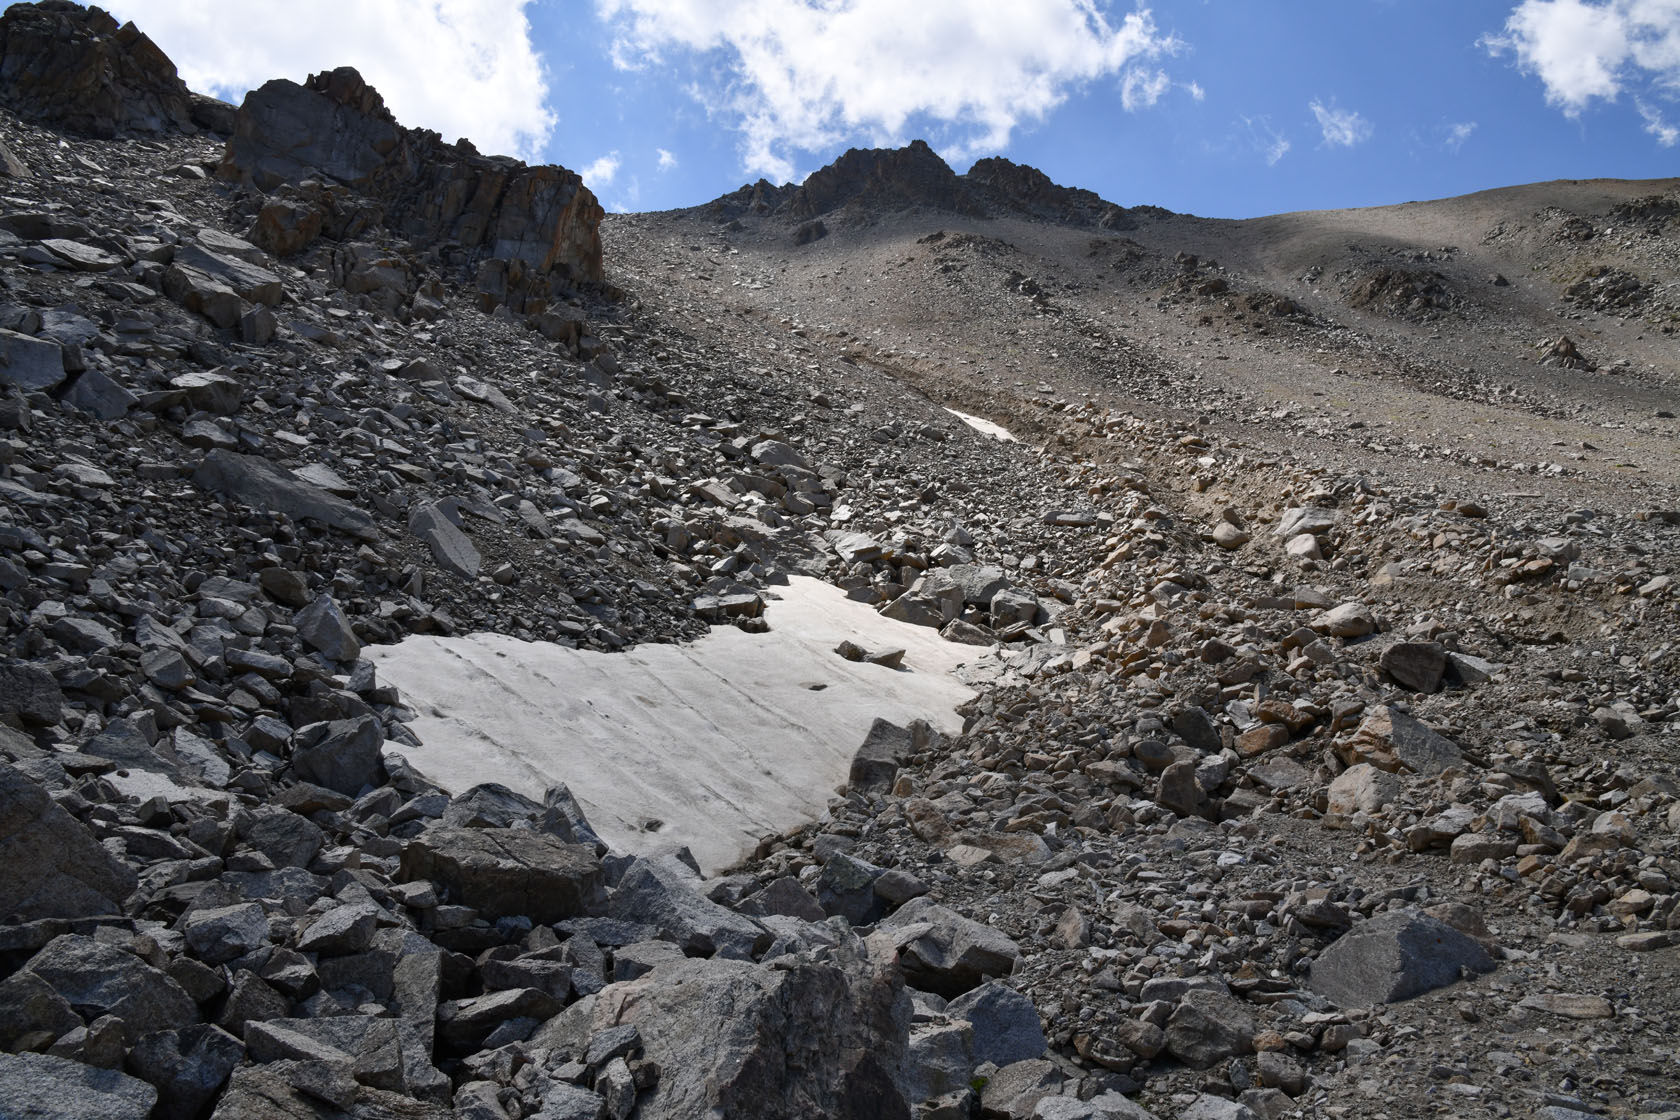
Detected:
[
  {"left": 1484, "top": 0, "right": 1680, "bottom": 115},
  {"left": 1310, "top": 99, "right": 1373, "bottom": 147},
  {"left": 107, "top": 0, "right": 555, "bottom": 161},
  {"left": 1639, "top": 98, "right": 1680, "bottom": 143},
  {"left": 581, "top": 152, "right": 623, "bottom": 186},
  {"left": 656, "top": 147, "right": 679, "bottom": 171},
  {"left": 1446, "top": 121, "right": 1478, "bottom": 151},
  {"left": 596, "top": 0, "right": 1187, "bottom": 181}
]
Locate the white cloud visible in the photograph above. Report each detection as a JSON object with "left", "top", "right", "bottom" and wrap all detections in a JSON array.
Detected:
[
  {"left": 596, "top": 0, "right": 1187, "bottom": 181},
  {"left": 582, "top": 152, "right": 623, "bottom": 186},
  {"left": 656, "top": 147, "right": 679, "bottom": 171},
  {"left": 1446, "top": 120, "right": 1478, "bottom": 151},
  {"left": 1186, "top": 80, "right": 1206, "bottom": 102},
  {"left": 1484, "top": 0, "right": 1680, "bottom": 116},
  {"left": 1309, "top": 99, "right": 1373, "bottom": 147},
  {"left": 1638, "top": 97, "right": 1680, "bottom": 142},
  {"left": 1242, "top": 116, "right": 1290, "bottom": 166},
  {"left": 107, "top": 0, "right": 554, "bottom": 161},
  {"left": 1121, "top": 67, "right": 1172, "bottom": 112}
]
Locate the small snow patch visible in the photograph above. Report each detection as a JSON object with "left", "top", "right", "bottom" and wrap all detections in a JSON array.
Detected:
[{"left": 946, "top": 407, "right": 1017, "bottom": 442}]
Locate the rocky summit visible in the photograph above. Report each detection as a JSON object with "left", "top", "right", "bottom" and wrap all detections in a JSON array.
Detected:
[{"left": 0, "top": 3, "right": 1678, "bottom": 1120}]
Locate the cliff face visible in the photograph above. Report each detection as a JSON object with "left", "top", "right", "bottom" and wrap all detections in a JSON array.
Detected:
[
  {"left": 219, "top": 67, "right": 604, "bottom": 310},
  {"left": 786, "top": 139, "right": 984, "bottom": 220},
  {"left": 0, "top": 0, "right": 230, "bottom": 137}
]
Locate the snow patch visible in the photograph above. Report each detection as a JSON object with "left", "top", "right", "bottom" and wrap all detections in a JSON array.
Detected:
[{"left": 367, "top": 576, "right": 981, "bottom": 875}]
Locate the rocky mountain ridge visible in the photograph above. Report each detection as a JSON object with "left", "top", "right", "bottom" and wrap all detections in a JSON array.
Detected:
[
  {"left": 703, "top": 139, "right": 1141, "bottom": 233},
  {"left": 0, "top": 3, "right": 1676, "bottom": 1120}
]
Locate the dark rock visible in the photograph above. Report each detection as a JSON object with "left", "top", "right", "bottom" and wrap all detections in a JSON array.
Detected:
[
  {"left": 0, "top": 2, "right": 197, "bottom": 137},
  {"left": 1163, "top": 990, "right": 1255, "bottom": 1069},
  {"left": 0, "top": 1051, "right": 157, "bottom": 1119},
  {"left": 398, "top": 826, "right": 602, "bottom": 923},
  {"left": 607, "top": 857, "right": 768, "bottom": 959},
  {"left": 1308, "top": 908, "right": 1495, "bottom": 1007},
  {"left": 1, "top": 760, "right": 136, "bottom": 921},
  {"left": 1380, "top": 641, "right": 1448, "bottom": 692},
  {"left": 194, "top": 450, "right": 378, "bottom": 541},
  {"left": 0, "top": 969, "right": 81, "bottom": 1051},
  {"left": 591, "top": 946, "right": 912, "bottom": 1120},
  {"left": 408, "top": 500, "right": 481, "bottom": 580},
  {"left": 291, "top": 715, "right": 384, "bottom": 796},
  {"left": 946, "top": 981, "right": 1047, "bottom": 1067},
  {"left": 0, "top": 327, "right": 67, "bottom": 391},
  {"left": 25, "top": 934, "right": 198, "bottom": 1042},
  {"left": 126, "top": 1024, "right": 244, "bottom": 1120},
  {"left": 293, "top": 593, "right": 362, "bottom": 662},
  {"left": 0, "top": 662, "right": 64, "bottom": 725},
  {"left": 875, "top": 897, "right": 1020, "bottom": 998}
]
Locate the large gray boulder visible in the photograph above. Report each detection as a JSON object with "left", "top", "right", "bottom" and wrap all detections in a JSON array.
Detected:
[
  {"left": 408, "top": 500, "right": 481, "bottom": 580},
  {"left": 0, "top": 1051, "right": 157, "bottom": 1119},
  {"left": 606, "top": 857, "right": 769, "bottom": 959},
  {"left": 0, "top": 759, "right": 137, "bottom": 921},
  {"left": 24, "top": 934, "right": 198, "bottom": 1042},
  {"left": 291, "top": 715, "right": 385, "bottom": 795},
  {"left": 194, "top": 450, "right": 378, "bottom": 541},
  {"left": 0, "top": 327, "right": 66, "bottom": 391},
  {"left": 947, "top": 981, "right": 1047, "bottom": 1067},
  {"left": 875, "top": 897, "right": 1021, "bottom": 998},
  {"left": 582, "top": 946, "right": 911, "bottom": 1120},
  {"left": 126, "top": 1025, "right": 245, "bottom": 1120},
  {"left": 1308, "top": 908, "right": 1495, "bottom": 1007},
  {"left": 398, "top": 827, "right": 602, "bottom": 923}
]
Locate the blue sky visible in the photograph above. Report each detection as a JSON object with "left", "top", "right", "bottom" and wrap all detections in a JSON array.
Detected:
[{"left": 115, "top": 1, "right": 1680, "bottom": 219}]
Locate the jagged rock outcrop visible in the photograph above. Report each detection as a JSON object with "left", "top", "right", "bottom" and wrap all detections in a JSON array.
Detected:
[
  {"left": 788, "top": 139, "right": 982, "bottom": 221},
  {"left": 218, "top": 66, "right": 604, "bottom": 311},
  {"left": 965, "top": 156, "right": 1134, "bottom": 229},
  {"left": 0, "top": 1, "right": 228, "bottom": 136}
]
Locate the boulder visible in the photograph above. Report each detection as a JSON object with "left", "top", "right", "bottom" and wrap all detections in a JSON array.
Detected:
[
  {"left": 1163, "top": 989, "right": 1255, "bottom": 1068},
  {"left": 0, "top": 661, "right": 64, "bottom": 725},
  {"left": 1338, "top": 705, "right": 1464, "bottom": 775},
  {"left": 0, "top": 969, "right": 81, "bottom": 1051},
  {"left": 408, "top": 500, "right": 481, "bottom": 580},
  {"left": 0, "top": 760, "right": 137, "bottom": 921},
  {"left": 584, "top": 946, "right": 912, "bottom": 1120},
  {"left": 0, "top": 1051, "right": 157, "bottom": 1119},
  {"left": 292, "top": 593, "right": 362, "bottom": 661},
  {"left": 0, "top": 327, "right": 66, "bottom": 391},
  {"left": 25, "top": 934, "right": 198, "bottom": 1042},
  {"left": 1326, "top": 763, "right": 1402, "bottom": 816},
  {"left": 126, "top": 1025, "right": 245, "bottom": 1120},
  {"left": 1308, "top": 908, "right": 1495, "bottom": 1007},
  {"left": 1380, "top": 641, "right": 1447, "bottom": 692},
  {"left": 291, "top": 715, "right": 385, "bottom": 795},
  {"left": 947, "top": 981, "right": 1047, "bottom": 1067},
  {"left": 875, "top": 897, "right": 1021, "bottom": 997},
  {"left": 398, "top": 827, "right": 602, "bottom": 923},
  {"left": 606, "top": 857, "right": 769, "bottom": 959},
  {"left": 193, "top": 450, "right": 378, "bottom": 541}
]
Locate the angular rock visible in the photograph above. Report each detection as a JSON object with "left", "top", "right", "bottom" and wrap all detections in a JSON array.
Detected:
[
  {"left": 194, "top": 450, "right": 378, "bottom": 541},
  {"left": 291, "top": 715, "right": 384, "bottom": 796},
  {"left": 0, "top": 1051, "right": 157, "bottom": 1120},
  {"left": 606, "top": 857, "right": 768, "bottom": 959},
  {"left": 1, "top": 760, "right": 137, "bottom": 921},
  {"left": 1380, "top": 641, "right": 1447, "bottom": 692},
  {"left": 1338, "top": 705, "right": 1464, "bottom": 775},
  {"left": 398, "top": 826, "right": 602, "bottom": 923},
  {"left": 947, "top": 981, "right": 1047, "bottom": 1067},
  {"left": 25, "top": 934, "right": 198, "bottom": 1041},
  {"left": 0, "top": 662, "right": 64, "bottom": 725},
  {"left": 584, "top": 946, "right": 911, "bottom": 1120},
  {"left": 876, "top": 897, "right": 1021, "bottom": 998},
  {"left": 0, "top": 327, "right": 66, "bottom": 391},
  {"left": 408, "top": 501, "right": 481, "bottom": 580},
  {"left": 1164, "top": 989, "right": 1255, "bottom": 1069},
  {"left": 126, "top": 1024, "right": 245, "bottom": 1120},
  {"left": 1308, "top": 908, "right": 1494, "bottom": 1007},
  {"left": 292, "top": 593, "right": 362, "bottom": 662}
]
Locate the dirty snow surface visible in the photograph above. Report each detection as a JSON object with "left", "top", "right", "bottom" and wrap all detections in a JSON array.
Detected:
[{"left": 367, "top": 577, "right": 982, "bottom": 874}]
